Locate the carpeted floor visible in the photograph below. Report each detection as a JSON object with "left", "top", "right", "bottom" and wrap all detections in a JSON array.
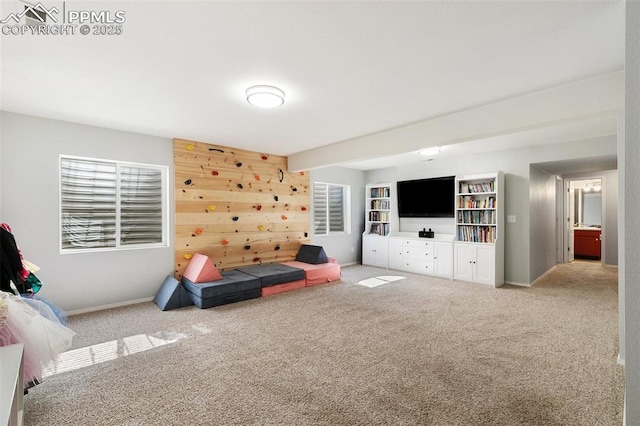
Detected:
[{"left": 24, "top": 261, "right": 623, "bottom": 425}]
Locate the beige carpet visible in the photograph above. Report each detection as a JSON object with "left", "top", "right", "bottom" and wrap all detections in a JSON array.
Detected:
[{"left": 24, "top": 261, "right": 623, "bottom": 425}]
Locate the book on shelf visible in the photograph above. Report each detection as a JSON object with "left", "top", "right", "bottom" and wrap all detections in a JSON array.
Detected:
[
  {"left": 458, "top": 196, "right": 496, "bottom": 209},
  {"left": 370, "top": 199, "right": 391, "bottom": 210},
  {"left": 459, "top": 181, "right": 495, "bottom": 194},
  {"left": 369, "top": 187, "right": 390, "bottom": 198},
  {"left": 457, "top": 225, "right": 496, "bottom": 243},
  {"left": 457, "top": 210, "right": 495, "bottom": 225},
  {"left": 369, "top": 223, "right": 389, "bottom": 236},
  {"left": 369, "top": 211, "right": 389, "bottom": 221}
]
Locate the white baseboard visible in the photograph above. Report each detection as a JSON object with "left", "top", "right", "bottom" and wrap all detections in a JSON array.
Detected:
[
  {"left": 618, "top": 353, "right": 625, "bottom": 366},
  {"left": 503, "top": 281, "right": 531, "bottom": 287},
  {"left": 67, "top": 296, "right": 154, "bottom": 316},
  {"left": 526, "top": 265, "right": 558, "bottom": 287}
]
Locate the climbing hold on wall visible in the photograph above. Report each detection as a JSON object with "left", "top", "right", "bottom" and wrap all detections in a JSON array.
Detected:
[
  {"left": 279, "top": 169, "right": 284, "bottom": 182},
  {"left": 261, "top": 154, "right": 268, "bottom": 160},
  {"left": 209, "top": 148, "right": 224, "bottom": 153},
  {"left": 183, "top": 253, "right": 192, "bottom": 260},
  {"left": 244, "top": 245, "right": 251, "bottom": 250},
  {"left": 212, "top": 171, "right": 219, "bottom": 176},
  {"left": 237, "top": 183, "right": 243, "bottom": 189},
  {"left": 195, "top": 228, "right": 203, "bottom": 235},
  {"left": 300, "top": 171, "right": 305, "bottom": 176},
  {"left": 185, "top": 144, "right": 194, "bottom": 150},
  {"left": 258, "top": 225, "right": 265, "bottom": 231},
  {"left": 256, "top": 205, "right": 262, "bottom": 211},
  {"left": 236, "top": 162, "right": 243, "bottom": 167},
  {"left": 221, "top": 240, "right": 229, "bottom": 245},
  {"left": 184, "top": 179, "right": 192, "bottom": 185},
  {"left": 281, "top": 215, "right": 288, "bottom": 220},
  {"left": 253, "top": 257, "right": 261, "bottom": 263},
  {"left": 274, "top": 245, "right": 280, "bottom": 251},
  {"left": 292, "top": 187, "right": 298, "bottom": 192},
  {"left": 274, "top": 195, "right": 279, "bottom": 202},
  {"left": 232, "top": 216, "right": 239, "bottom": 221},
  {"left": 301, "top": 206, "right": 307, "bottom": 211},
  {"left": 209, "top": 204, "right": 216, "bottom": 211},
  {"left": 254, "top": 174, "right": 260, "bottom": 181},
  {"left": 304, "top": 232, "right": 308, "bottom": 238}
]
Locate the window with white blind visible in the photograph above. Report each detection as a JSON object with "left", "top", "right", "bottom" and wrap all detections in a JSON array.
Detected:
[
  {"left": 60, "top": 156, "right": 168, "bottom": 252},
  {"left": 313, "top": 182, "right": 350, "bottom": 236}
]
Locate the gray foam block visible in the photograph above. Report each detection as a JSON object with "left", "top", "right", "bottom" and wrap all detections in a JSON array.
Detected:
[{"left": 154, "top": 275, "right": 194, "bottom": 311}]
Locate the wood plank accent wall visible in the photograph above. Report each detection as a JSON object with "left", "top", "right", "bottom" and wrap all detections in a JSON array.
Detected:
[{"left": 174, "top": 138, "right": 310, "bottom": 278}]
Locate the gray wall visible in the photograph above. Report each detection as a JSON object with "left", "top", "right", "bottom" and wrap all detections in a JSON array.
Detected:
[
  {"left": 0, "top": 112, "right": 174, "bottom": 312},
  {"left": 529, "top": 166, "right": 557, "bottom": 282},
  {"left": 563, "top": 169, "right": 618, "bottom": 267},
  {"left": 310, "top": 166, "right": 366, "bottom": 265},
  {"left": 365, "top": 135, "right": 617, "bottom": 285},
  {"left": 626, "top": 3, "right": 640, "bottom": 421}
]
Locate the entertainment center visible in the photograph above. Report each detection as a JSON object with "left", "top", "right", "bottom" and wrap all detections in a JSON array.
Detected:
[{"left": 362, "top": 172, "right": 504, "bottom": 287}]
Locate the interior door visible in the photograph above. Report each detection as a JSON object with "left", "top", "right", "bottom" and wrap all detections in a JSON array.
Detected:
[{"left": 565, "top": 180, "right": 575, "bottom": 263}]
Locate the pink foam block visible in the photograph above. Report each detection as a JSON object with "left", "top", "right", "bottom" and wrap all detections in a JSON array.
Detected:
[
  {"left": 261, "top": 279, "right": 306, "bottom": 297},
  {"left": 282, "top": 260, "right": 341, "bottom": 287},
  {"left": 183, "top": 253, "right": 222, "bottom": 283}
]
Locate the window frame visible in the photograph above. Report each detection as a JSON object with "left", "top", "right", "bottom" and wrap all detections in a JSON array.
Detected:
[
  {"left": 59, "top": 155, "right": 170, "bottom": 254},
  {"left": 313, "top": 181, "right": 351, "bottom": 236}
]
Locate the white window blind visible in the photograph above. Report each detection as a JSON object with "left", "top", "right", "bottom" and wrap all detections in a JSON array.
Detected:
[
  {"left": 313, "top": 182, "right": 350, "bottom": 236},
  {"left": 60, "top": 156, "right": 167, "bottom": 252}
]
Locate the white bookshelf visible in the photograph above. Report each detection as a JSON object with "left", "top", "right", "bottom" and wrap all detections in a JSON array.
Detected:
[
  {"left": 454, "top": 172, "right": 504, "bottom": 286},
  {"left": 362, "top": 183, "right": 392, "bottom": 267}
]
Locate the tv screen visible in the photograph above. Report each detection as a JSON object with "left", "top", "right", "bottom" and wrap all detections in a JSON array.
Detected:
[{"left": 397, "top": 176, "right": 455, "bottom": 218}]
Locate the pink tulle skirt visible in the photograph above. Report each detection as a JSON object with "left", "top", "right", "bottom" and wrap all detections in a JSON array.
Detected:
[{"left": 0, "top": 292, "right": 75, "bottom": 384}]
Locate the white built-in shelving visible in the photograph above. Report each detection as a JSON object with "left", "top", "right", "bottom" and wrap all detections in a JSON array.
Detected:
[{"left": 454, "top": 172, "right": 504, "bottom": 286}]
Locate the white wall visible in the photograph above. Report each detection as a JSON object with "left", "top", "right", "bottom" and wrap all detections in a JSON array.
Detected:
[
  {"left": 365, "top": 135, "right": 617, "bottom": 285},
  {"left": 529, "top": 166, "right": 557, "bottom": 282},
  {"left": 0, "top": 112, "right": 174, "bottom": 312},
  {"left": 310, "top": 166, "right": 366, "bottom": 265}
]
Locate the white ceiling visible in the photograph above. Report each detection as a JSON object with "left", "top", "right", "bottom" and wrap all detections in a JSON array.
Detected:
[{"left": 0, "top": 0, "right": 625, "bottom": 169}]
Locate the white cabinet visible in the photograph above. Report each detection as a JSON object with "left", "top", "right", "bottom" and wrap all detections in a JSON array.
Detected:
[
  {"left": 362, "top": 235, "right": 389, "bottom": 268},
  {"left": 362, "top": 183, "right": 392, "bottom": 268},
  {"left": 402, "top": 239, "right": 434, "bottom": 275},
  {"left": 388, "top": 237, "right": 403, "bottom": 270},
  {"left": 454, "top": 242, "right": 495, "bottom": 285},
  {"left": 433, "top": 241, "right": 453, "bottom": 278},
  {"left": 388, "top": 235, "right": 453, "bottom": 278}
]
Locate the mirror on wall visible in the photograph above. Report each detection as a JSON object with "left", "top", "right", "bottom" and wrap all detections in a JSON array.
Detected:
[{"left": 571, "top": 179, "right": 602, "bottom": 228}]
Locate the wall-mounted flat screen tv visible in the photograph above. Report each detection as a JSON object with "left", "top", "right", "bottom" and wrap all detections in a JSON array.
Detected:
[{"left": 397, "top": 176, "right": 455, "bottom": 218}]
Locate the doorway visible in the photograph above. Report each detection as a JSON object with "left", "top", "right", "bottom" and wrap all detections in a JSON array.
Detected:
[{"left": 562, "top": 178, "right": 604, "bottom": 264}]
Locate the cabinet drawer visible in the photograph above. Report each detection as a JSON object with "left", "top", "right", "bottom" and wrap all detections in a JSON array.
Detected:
[
  {"left": 404, "top": 260, "right": 434, "bottom": 275},
  {"left": 403, "top": 239, "right": 433, "bottom": 249},
  {"left": 404, "top": 246, "right": 434, "bottom": 261}
]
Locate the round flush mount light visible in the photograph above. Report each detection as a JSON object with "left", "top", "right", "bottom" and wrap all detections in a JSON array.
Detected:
[
  {"left": 246, "top": 85, "right": 285, "bottom": 108},
  {"left": 418, "top": 147, "right": 440, "bottom": 156}
]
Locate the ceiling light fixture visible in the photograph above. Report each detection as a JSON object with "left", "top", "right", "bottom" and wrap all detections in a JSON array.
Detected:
[
  {"left": 418, "top": 147, "right": 440, "bottom": 156},
  {"left": 246, "top": 85, "right": 285, "bottom": 108}
]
